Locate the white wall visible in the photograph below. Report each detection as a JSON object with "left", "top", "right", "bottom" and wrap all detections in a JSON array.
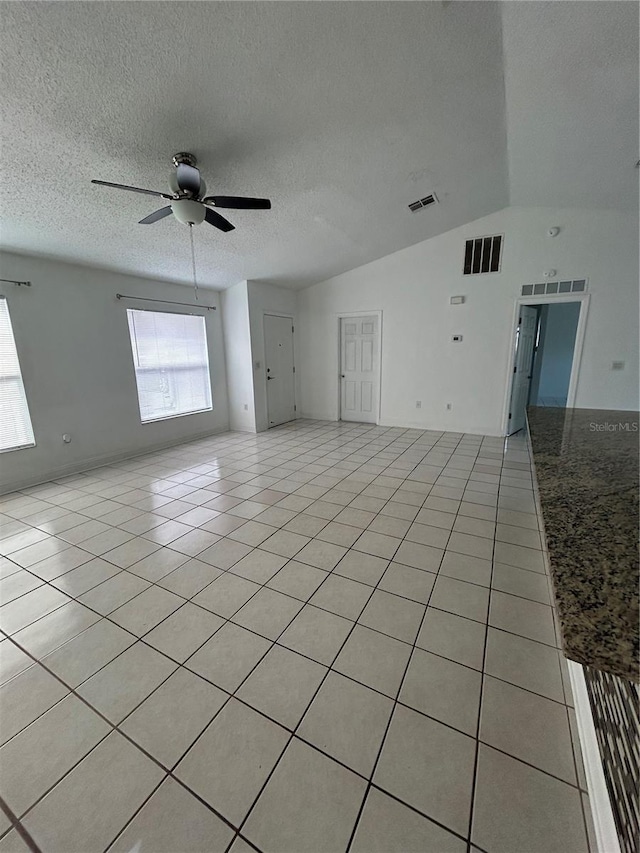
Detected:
[
  {"left": 247, "top": 281, "right": 298, "bottom": 433},
  {"left": 0, "top": 252, "right": 229, "bottom": 493},
  {"left": 220, "top": 280, "right": 256, "bottom": 432},
  {"left": 536, "top": 301, "right": 581, "bottom": 401},
  {"left": 297, "top": 206, "right": 639, "bottom": 435}
]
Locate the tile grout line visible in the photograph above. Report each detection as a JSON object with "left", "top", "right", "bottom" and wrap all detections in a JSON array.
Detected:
[
  {"left": 223, "top": 434, "right": 479, "bottom": 849},
  {"left": 0, "top": 794, "right": 42, "bottom": 852},
  {"left": 1, "top": 423, "right": 571, "bottom": 852},
  {"left": 1, "top": 431, "right": 421, "bottom": 849},
  {"left": 344, "top": 430, "right": 475, "bottom": 853},
  {"left": 463, "top": 437, "right": 504, "bottom": 853},
  {"left": 225, "top": 522, "right": 404, "bottom": 851}
]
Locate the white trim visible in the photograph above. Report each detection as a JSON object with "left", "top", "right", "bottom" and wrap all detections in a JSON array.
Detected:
[
  {"left": 337, "top": 310, "right": 383, "bottom": 425},
  {"left": 299, "top": 410, "right": 336, "bottom": 422},
  {"left": 567, "top": 660, "right": 621, "bottom": 853},
  {"left": 501, "top": 293, "right": 590, "bottom": 436}
]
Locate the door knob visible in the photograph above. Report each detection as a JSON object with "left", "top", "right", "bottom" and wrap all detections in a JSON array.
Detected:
[{"left": 267, "top": 375, "right": 274, "bottom": 380}]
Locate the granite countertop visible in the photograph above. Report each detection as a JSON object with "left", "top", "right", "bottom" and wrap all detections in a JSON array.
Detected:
[{"left": 527, "top": 407, "right": 639, "bottom": 682}]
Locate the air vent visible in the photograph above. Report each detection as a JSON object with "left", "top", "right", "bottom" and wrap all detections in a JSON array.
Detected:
[
  {"left": 521, "top": 279, "right": 588, "bottom": 297},
  {"left": 408, "top": 193, "right": 438, "bottom": 212},
  {"left": 463, "top": 234, "right": 502, "bottom": 275}
]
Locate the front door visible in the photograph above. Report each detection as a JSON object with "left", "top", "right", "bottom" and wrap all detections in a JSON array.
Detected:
[
  {"left": 508, "top": 305, "right": 538, "bottom": 434},
  {"left": 340, "top": 315, "right": 379, "bottom": 424},
  {"left": 264, "top": 314, "right": 295, "bottom": 428}
]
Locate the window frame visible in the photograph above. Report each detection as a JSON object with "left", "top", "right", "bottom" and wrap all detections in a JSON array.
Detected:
[
  {"left": 125, "top": 307, "right": 213, "bottom": 425},
  {"left": 0, "top": 294, "right": 36, "bottom": 454}
]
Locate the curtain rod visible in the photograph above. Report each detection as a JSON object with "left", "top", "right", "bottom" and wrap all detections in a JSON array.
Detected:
[
  {"left": 116, "top": 293, "right": 216, "bottom": 311},
  {"left": 0, "top": 278, "right": 31, "bottom": 287}
]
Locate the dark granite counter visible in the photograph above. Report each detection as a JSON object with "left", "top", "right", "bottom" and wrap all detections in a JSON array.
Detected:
[{"left": 527, "top": 407, "right": 639, "bottom": 682}]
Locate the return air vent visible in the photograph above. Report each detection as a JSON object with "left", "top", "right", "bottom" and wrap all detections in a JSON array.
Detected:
[
  {"left": 408, "top": 193, "right": 438, "bottom": 212},
  {"left": 463, "top": 234, "right": 502, "bottom": 275},
  {"left": 521, "top": 279, "right": 588, "bottom": 297}
]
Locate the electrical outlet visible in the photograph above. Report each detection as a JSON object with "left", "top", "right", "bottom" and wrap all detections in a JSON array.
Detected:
[
  {"left": 243, "top": 404, "right": 248, "bottom": 411},
  {"left": 415, "top": 401, "right": 422, "bottom": 409},
  {"left": 612, "top": 361, "right": 625, "bottom": 371},
  {"left": 446, "top": 403, "right": 452, "bottom": 410}
]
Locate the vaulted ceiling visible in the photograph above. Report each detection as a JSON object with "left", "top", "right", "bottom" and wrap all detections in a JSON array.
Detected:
[{"left": 0, "top": 1, "right": 637, "bottom": 289}]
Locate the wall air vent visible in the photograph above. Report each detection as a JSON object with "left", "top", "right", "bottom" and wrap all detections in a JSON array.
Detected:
[
  {"left": 463, "top": 234, "right": 502, "bottom": 275},
  {"left": 521, "top": 279, "right": 588, "bottom": 297},
  {"left": 408, "top": 193, "right": 438, "bottom": 212}
]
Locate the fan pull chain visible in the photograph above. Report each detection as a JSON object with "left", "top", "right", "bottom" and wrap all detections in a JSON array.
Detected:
[{"left": 189, "top": 223, "right": 199, "bottom": 301}]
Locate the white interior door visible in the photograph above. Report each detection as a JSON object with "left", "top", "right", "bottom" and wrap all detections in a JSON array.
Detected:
[
  {"left": 264, "top": 314, "right": 296, "bottom": 428},
  {"left": 340, "top": 315, "right": 379, "bottom": 424},
  {"left": 508, "top": 305, "right": 538, "bottom": 434}
]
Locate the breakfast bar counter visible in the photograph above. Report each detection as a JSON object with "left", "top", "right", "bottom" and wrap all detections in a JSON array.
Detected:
[{"left": 526, "top": 406, "right": 639, "bottom": 682}]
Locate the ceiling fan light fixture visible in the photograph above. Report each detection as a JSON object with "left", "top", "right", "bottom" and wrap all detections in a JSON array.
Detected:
[
  {"left": 91, "top": 153, "right": 269, "bottom": 233},
  {"left": 171, "top": 199, "right": 206, "bottom": 225}
]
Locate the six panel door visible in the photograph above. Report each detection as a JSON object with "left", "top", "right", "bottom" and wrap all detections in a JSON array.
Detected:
[{"left": 340, "top": 315, "right": 379, "bottom": 423}]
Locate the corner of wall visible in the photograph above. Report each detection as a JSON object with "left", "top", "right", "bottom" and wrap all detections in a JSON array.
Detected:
[{"left": 220, "top": 281, "right": 257, "bottom": 432}]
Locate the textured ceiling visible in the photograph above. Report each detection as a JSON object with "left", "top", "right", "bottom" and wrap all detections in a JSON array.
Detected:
[
  {"left": 502, "top": 1, "right": 638, "bottom": 211},
  {"left": 0, "top": 2, "right": 636, "bottom": 290}
]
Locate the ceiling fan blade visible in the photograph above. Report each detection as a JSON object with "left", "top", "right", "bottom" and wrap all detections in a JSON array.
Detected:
[
  {"left": 139, "top": 206, "right": 172, "bottom": 225},
  {"left": 204, "top": 208, "right": 235, "bottom": 232},
  {"left": 176, "top": 163, "right": 201, "bottom": 196},
  {"left": 91, "top": 179, "right": 171, "bottom": 199},
  {"left": 203, "top": 196, "right": 271, "bottom": 210}
]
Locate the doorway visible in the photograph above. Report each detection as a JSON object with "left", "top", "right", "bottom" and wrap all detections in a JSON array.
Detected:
[
  {"left": 506, "top": 299, "right": 585, "bottom": 435},
  {"left": 264, "top": 314, "right": 296, "bottom": 428},
  {"left": 339, "top": 313, "right": 381, "bottom": 424}
]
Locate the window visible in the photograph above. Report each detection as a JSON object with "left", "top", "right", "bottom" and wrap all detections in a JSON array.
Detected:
[
  {"left": 0, "top": 296, "right": 35, "bottom": 452},
  {"left": 126, "top": 309, "right": 212, "bottom": 423}
]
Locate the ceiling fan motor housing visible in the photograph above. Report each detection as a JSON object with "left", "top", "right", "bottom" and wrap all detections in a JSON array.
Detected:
[
  {"left": 168, "top": 170, "right": 206, "bottom": 198},
  {"left": 171, "top": 198, "right": 206, "bottom": 225}
]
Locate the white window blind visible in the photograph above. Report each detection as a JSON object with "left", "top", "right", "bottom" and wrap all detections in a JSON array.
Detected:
[
  {"left": 126, "top": 309, "right": 212, "bottom": 423},
  {"left": 0, "top": 296, "right": 35, "bottom": 452}
]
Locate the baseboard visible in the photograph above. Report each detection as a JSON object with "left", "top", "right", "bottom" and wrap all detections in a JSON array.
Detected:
[
  {"left": 1, "top": 426, "right": 230, "bottom": 495},
  {"left": 377, "top": 417, "right": 503, "bottom": 436},
  {"left": 567, "top": 660, "right": 621, "bottom": 853},
  {"left": 299, "top": 412, "right": 338, "bottom": 422},
  {"left": 298, "top": 413, "right": 504, "bottom": 435}
]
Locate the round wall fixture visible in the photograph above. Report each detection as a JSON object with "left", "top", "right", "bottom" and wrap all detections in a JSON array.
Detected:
[{"left": 547, "top": 227, "right": 560, "bottom": 237}]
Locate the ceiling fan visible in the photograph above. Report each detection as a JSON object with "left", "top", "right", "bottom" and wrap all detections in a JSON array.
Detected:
[{"left": 91, "top": 153, "right": 271, "bottom": 232}]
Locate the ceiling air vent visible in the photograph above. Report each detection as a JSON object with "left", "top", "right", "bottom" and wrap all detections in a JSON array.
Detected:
[
  {"left": 408, "top": 193, "right": 438, "bottom": 212},
  {"left": 463, "top": 234, "right": 502, "bottom": 275}
]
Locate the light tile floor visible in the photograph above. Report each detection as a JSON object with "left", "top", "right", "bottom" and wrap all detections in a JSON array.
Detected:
[{"left": 0, "top": 420, "right": 596, "bottom": 852}]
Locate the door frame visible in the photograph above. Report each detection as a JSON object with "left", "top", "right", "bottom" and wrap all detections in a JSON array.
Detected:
[
  {"left": 263, "top": 312, "right": 296, "bottom": 428},
  {"left": 501, "top": 293, "right": 590, "bottom": 436},
  {"left": 336, "top": 310, "right": 383, "bottom": 425}
]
